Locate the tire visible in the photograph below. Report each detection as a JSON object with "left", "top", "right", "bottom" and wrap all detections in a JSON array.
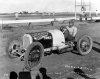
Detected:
[
  {"left": 77, "top": 35, "right": 93, "bottom": 55},
  {"left": 24, "top": 42, "right": 44, "bottom": 71},
  {"left": 6, "top": 36, "right": 23, "bottom": 59}
]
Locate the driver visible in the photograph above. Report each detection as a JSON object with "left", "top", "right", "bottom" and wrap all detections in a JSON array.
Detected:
[{"left": 63, "top": 19, "right": 77, "bottom": 41}]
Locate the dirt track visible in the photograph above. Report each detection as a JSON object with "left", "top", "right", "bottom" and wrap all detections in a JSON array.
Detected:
[{"left": 0, "top": 21, "right": 100, "bottom": 79}]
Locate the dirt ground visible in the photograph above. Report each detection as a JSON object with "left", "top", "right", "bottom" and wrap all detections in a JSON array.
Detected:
[{"left": 0, "top": 21, "right": 100, "bottom": 79}]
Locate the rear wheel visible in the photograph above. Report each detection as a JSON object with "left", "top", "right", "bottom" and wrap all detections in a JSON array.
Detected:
[
  {"left": 77, "top": 35, "right": 93, "bottom": 55},
  {"left": 24, "top": 42, "right": 44, "bottom": 70}
]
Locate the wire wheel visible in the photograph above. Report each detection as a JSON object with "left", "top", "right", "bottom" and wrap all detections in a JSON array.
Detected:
[
  {"left": 77, "top": 35, "right": 93, "bottom": 55},
  {"left": 6, "top": 37, "right": 23, "bottom": 58},
  {"left": 25, "top": 42, "right": 44, "bottom": 70}
]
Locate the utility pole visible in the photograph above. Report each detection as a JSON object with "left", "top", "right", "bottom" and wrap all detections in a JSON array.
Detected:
[
  {"left": 81, "top": 0, "right": 82, "bottom": 15},
  {"left": 75, "top": 0, "right": 76, "bottom": 19},
  {"left": 75, "top": 0, "right": 91, "bottom": 18},
  {"left": 89, "top": 0, "right": 91, "bottom": 17}
]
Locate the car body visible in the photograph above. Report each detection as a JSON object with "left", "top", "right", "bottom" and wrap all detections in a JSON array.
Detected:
[
  {"left": 23, "top": 29, "right": 66, "bottom": 52},
  {"left": 6, "top": 28, "right": 93, "bottom": 70}
]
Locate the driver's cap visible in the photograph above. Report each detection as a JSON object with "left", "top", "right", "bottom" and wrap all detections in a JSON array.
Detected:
[{"left": 69, "top": 19, "right": 75, "bottom": 23}]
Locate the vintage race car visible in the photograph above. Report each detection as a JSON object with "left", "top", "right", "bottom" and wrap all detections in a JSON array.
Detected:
[{"left": 6, "top": 28, "right": 93, "bottom": 70}]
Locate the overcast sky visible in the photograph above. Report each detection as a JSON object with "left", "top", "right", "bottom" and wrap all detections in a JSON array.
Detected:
[{"left": 0, "top": 0, "right": 100, "bottom": 13}]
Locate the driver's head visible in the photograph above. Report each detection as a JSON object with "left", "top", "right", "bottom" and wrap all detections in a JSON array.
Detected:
[{"left": 68, "top": 19, "right": 75, "bottom": 27}]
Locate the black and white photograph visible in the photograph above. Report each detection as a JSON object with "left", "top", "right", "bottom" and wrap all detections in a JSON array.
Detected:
[{"left": 0, "top": 0, "right": 100, "bottom": 79}]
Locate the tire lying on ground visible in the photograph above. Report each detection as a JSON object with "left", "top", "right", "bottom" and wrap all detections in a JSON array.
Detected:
[
  {"left": 24, "top": 42, "right": 44, "bottom": 71},
  {"left": 6, "top": 36, "right": 23, "bottom": 59},
  {"left": 77, "top": 35, "right": 93, "bottom": 55}
]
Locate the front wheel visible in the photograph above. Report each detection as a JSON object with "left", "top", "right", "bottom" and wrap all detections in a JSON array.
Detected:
[
  {"left": 24, "top": 42, "right": 44, "bottom": 71},
  {"left": 6, "top": 36, "right": 23, "bottom": 59},
  {"left": 77, "top": 35, "right": 93, "bottom": 55}
]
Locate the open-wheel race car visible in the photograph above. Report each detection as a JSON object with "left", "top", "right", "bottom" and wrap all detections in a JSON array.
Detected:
[{"left": 6, "top": 28, "right": 93, "bottom": 70}]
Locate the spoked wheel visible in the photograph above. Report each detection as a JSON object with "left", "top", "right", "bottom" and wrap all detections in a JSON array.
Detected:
[
  {"left": 6, "top": 37, "right": 23, "bottom": 58},
  {"left": 25, "top": 42, "right": 44, "bottom": 71},
  {"left": 77, "top": 35, "right": 93, "bottom": 55}
]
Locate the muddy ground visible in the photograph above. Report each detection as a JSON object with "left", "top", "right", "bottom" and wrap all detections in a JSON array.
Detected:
[{"left": 0, "top": 21, "right": 100, "bottom": 79}]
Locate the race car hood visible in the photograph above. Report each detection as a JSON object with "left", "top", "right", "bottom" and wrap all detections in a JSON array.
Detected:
[
  {"left": 48, "top": 29, "right": 65, "bottom": 47},
  {"left": 22, "top": 29, "right": 65, "bottom": 49}
]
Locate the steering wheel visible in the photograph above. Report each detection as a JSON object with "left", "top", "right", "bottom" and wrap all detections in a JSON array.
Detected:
[{"left": 60, "top": 26, "right": 67, "bottom": 33}]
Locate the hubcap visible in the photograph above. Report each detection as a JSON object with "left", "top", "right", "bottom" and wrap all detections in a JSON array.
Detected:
[{"left": 80, "top": 40, "right": 90, "bottom": 52}]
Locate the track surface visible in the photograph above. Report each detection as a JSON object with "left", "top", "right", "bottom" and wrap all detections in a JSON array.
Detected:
[{"left": 0, "top": 21, "right": 100, "bottom": 79}]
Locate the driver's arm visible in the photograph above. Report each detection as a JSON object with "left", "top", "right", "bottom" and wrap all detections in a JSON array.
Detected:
[
  {"left": 62, "top": 28, "right": 67, "bottom": 33},
  {"left": 72, "top": 27, "right": 77, "bottom": 37}
]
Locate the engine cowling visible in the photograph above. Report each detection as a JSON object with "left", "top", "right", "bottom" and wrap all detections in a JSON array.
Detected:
[
  {"left": 48, "top": 29, "right": 65, "bottom": 47},
  {"left": 22, "top": 29, "right": 65, "bottom": 49}
]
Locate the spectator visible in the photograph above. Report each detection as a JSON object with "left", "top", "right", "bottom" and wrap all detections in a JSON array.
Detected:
[
  {"left": 9, "top": 71, "right": 18, "bottom": 79},
  {"left": 19, "top": 71, "right": 32, "bottom": 79},
  {"left": 15, "top": 12, "right": 19, "bottom": 20},
  {"left": 84, "top": 14, "right": 87, "bottom": 21},
  {"left": 96, "top": 10, "right": 98, "bottom": 17},
  {"left": 39, "top": 67, "right": 51, "bottom": 79},
  {"left": 36, "top": 74, "right": 41, "bottom": 79},
  {"left": 31, "top": 69, "right": 42, "bottom": 79}
]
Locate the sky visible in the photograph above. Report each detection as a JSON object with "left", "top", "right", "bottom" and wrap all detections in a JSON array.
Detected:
[{"left": 0, "top": 0, "right": 100, "bottom": 13}]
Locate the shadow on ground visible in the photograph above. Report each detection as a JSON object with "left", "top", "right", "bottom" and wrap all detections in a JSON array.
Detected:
[
  {"left": 74, "top": 68, "right": 96, "bottom": 79},
  {"left": 93, "top": 41, "right": 100, "bottom": 53}
]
